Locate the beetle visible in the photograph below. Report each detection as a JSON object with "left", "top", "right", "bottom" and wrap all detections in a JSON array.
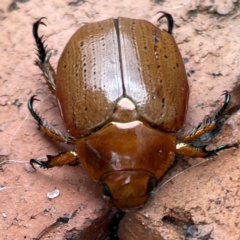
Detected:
[{"left": 28, "top": 12, "right": 239, "bottom": 210}]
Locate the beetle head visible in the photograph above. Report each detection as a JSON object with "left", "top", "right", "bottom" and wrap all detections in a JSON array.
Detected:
[
  {"left": 100, "top": 170, "right": 156, "bottom": 210},
  {"left": 77, "top": 121, "right": 176, "bottom": 210}
]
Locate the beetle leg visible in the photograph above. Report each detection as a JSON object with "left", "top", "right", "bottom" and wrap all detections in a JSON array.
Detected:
[
  {"left": 180, "top": 91, "right": 240, "bottom": 145},
  {"left": 176, "top": 91, "right": 240, "bottom": 158},
  {"left": 157, "top": 11, "right": 174, "bottom": 34},
  {"left": 28, "top": 95, "right": 77, "bottom": 145},
  {"left": 176, "top": 142, "right": 238, "bottom": 158},
  {"left": 33, "top": 17, "right": 56, "bottom": 94},
  {"left": 30, "top": 151, "right": 79, "bottom": 170}
]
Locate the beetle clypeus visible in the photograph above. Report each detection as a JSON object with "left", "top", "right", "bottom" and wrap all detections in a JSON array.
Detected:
[{"left": 29, "top": 12, "right": 239, "bottom": 210}]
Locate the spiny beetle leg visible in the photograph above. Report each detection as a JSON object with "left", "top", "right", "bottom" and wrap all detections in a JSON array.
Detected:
[
  {"left": 176, "top": 142, "right": 239, "bottom": 158},
  {"left": 28, "top": 96, "right": 76, "bottom": 145},
  {"left": 30, "top": 151, "right": 79, "bottom": 170},
  {"left": 176, "top": 91, "right": 240, "bottom": 158},
  {"left": 180, "top": 91, "right": 240, "bottom": 145},
  {"left": 33, "top": 17, "right": 56, "bottom": 94}
]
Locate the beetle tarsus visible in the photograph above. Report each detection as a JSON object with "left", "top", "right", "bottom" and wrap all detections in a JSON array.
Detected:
[
  {"left": 28, "top": 96, "right": 77, "bottom": 144},
  {"left": 157, "top": 11, "right": 174, "bottom": 34},
  {"left": 30, "top": 151, "right": 79, "bottom": 170},
  {"left": 30, "top": 158, "right": 49, "bottom": 170},
  {"left": 33, "top": 17, "right": 47, "bottom": 65},
  {"left": 214, "top": 90, "right": 230, "bottom": 119},
  {"left": 33, "top": 17, "right": 57, "bottom": 94},
  {"left": 204, "top": 143, "right": 239, "bottom": 158},
  {"left": 201, "top": 91, "right": 240, "bottom": 143},
  {"left": 176, "top": 91, "right": 240, "bottom": 158},
  {"left": 28, "top": 95, "right": 43, "bottom": 127},
  {"left": 180, "top": 91, "right": 240, "bottom": 145},
  {"left": 208, "top": 91, "right": 231, "bottom": 137},
  {"left": 195, "top": 91, "right": 231, "bottom": 142}
]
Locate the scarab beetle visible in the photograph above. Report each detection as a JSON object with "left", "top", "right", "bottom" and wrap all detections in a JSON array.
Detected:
[{"left": 29, "top": 12, "right": 239, "bottom": 210}]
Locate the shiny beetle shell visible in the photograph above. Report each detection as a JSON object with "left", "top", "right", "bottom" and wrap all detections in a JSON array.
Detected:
[
  {"left": 56, "top": 17, "right": 188, "bottom": 209},
  {"left": 57, "top": 17, "right": 188, "bottom": 137}
]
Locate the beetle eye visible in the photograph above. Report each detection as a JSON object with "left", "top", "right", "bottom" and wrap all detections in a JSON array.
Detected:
[
  {"left": 102, "top": 183, "right": 111, "bottom": 197},
  {"left": 146, "top": 177, "right": 156, "bottom": 194}
]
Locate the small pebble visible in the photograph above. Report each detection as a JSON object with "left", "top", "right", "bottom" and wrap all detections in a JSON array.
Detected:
[{"left": 47, "top": 189, "right": 60, "bottom": 199}]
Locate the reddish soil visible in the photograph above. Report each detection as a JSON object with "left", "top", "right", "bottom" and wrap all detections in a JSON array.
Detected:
[{"left": 1, "top": 0, "right": 240, "bottom": 239}]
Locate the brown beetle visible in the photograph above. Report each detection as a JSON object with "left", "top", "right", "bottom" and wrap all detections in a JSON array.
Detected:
[{"left": 29, "top": 12, "right": 239, "bottom": 210}]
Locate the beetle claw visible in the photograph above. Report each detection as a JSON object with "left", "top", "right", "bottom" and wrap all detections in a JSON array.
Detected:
[
  {"left": 156, "top": 11, "right": 174, "bottom": 34},
  {"left": 35, "top": 17, "right": 47, "bottom": 27},
  {"left": 38, "top": 17, "right": 47, "bottom": 27},
  {"left": 30, "top": 158, "right": 48, "bottom": 170},
  {"left": 31, "top": 95, "right": 40, "bottom": 102},
  {"left": 28, "top": 95, "right": 40, "bottom": 110},
  {"left": 28, "top": 96, "right": 44, "bottom": 127}
]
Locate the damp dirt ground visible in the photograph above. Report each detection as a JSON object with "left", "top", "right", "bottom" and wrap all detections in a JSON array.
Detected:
[{"left": 1, "top": 0, "right": 240, "bottom": 239}]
